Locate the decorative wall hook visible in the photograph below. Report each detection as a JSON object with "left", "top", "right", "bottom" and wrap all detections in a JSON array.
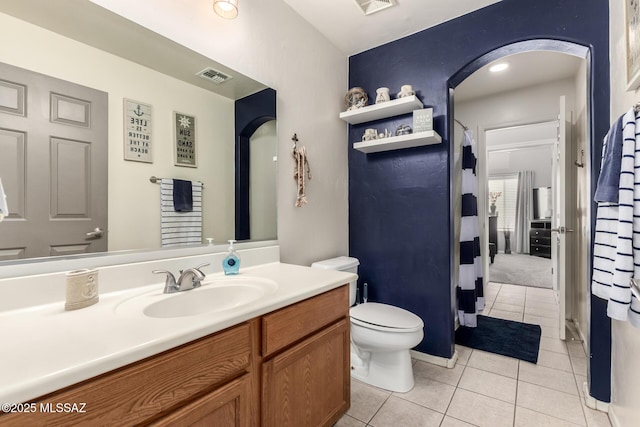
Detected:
[
  {"left": 575, "top": 149, "right": 584, "bottom": 168},
  {"left": 292, "top": 133, "right": 311, "bottom": 207}
]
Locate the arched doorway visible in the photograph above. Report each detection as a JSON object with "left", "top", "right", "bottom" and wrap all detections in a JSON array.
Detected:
[{"left": 448, "top": 38, "right": 594, "bottom": 393}]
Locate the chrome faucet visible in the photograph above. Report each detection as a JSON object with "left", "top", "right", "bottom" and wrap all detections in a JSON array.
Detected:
[{"left": 153, "top": 263, "right": 210, "bottom": 294}]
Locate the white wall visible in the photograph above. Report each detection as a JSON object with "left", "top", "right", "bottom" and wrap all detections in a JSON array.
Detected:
[
  {"left": 0, "top": 13, "right": 236, "bottom": 251},
  {"left": 90, "top": 0, "right": 349, "bottom": 266},
  {"left": 250, "top": 120, "right": 277, "bottom": 240},
  {"left": 487, "top": 146, "right": 553, "bottom": 188},
  {"left": 456, "top": 77, "right": 577, "bottom": 134},
  {"left": 608, "top": 1, "right": 640, "bottom": 425}
]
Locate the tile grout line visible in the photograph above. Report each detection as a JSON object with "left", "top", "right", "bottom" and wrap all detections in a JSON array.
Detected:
[
  {"left": 441, "top": 356, "right": 470, "bottom": 424},
  {"left": 364, "top": 388, "right": 393, "bottom": 426}
]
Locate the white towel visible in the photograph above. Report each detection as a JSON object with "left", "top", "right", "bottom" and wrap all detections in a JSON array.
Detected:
[
  {"left": 160, "top": 179, "right": 202, "bottom": 247},
  {"left": 592, "top": 107, "right": 640, "bottom": 327},
  {"left": 608, "top": 108, "right": 636, "bottom": 321},
  {"left": 0, "top": 178, "right": 9, "bottom": 222}
]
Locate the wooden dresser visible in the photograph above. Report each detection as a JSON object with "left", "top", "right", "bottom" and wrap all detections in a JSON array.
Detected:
[{"left": 529, "top": 220, "right": 551, "bottom": 258}]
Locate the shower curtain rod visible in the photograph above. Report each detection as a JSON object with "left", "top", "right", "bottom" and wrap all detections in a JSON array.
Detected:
[{"left": 454, "top": 118, "right": 469, "bottom": 130}]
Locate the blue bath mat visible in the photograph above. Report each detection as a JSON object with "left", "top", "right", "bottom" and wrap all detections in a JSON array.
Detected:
[{"left": 455, "top": 315, "right": 541, "bottom": 363}]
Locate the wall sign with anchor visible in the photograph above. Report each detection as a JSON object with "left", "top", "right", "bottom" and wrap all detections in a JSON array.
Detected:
[{"left": 124, "top": 99, "right": 153, "bottom": 163}]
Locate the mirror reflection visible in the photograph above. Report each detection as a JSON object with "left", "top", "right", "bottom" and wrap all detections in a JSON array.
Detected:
[{"left": 0, "top": 0, "right": 277, "bottom": 263}]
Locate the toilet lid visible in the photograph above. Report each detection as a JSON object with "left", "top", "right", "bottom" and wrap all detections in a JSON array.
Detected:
[{"left": 350, "top": 302, "right": 423, "bottom": 331}]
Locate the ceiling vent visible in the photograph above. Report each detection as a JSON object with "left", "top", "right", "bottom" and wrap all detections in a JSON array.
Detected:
[
  {"left": 196, "top": 67, "right": 233, "bottom": 84},
  {"left": 352, "top": 0, "right": 395, "bottom": 16}
]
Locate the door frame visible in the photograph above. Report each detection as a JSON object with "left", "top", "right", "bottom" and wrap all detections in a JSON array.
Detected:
[{"left": 481, "top": 125, "right": 557, "bottom": 285}]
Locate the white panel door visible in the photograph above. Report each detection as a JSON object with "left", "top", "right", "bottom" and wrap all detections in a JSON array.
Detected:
[
  {"left": 0, "top": 62, "right": 108, "bottom": 260},
  {"left": 552, "top": 95, "right": 571, "bottom": 340}
]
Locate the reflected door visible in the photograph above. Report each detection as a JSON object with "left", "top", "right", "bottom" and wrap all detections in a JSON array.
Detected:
[{"left": 0, "top": 62, "right": 108, "bottom": 260}]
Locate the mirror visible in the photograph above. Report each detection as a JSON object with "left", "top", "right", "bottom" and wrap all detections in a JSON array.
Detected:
[
  {"left": 0, "top": 0, "right": 277, "bottom": 264},
  {"left": 533, "top": 187, "right": 552, "bottom": 219}
]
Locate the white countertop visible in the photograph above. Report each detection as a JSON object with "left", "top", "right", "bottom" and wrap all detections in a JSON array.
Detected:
[{"left": 0, "top": 262, "right": 355, "bottom": 404}]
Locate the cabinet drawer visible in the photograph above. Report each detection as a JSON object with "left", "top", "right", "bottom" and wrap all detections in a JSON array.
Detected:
[
  {"left": 1, "top": 323, "right": 251, "bottom": 427},
  {"left": 530, "top": 229, "right": 551, "bottom": 238},
  {"left": 530, "top": 245, "right": 551, "bottom": 257},
  {"left": 262, "top": 285, "right": 349, "bottom": 357},
  {"left": 531, "top": 237, "right": 551, "bottom": 246}
]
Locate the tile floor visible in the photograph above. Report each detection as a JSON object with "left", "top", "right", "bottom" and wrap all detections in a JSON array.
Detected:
[{"left": 335, "top": 283, "right": 612, "bottom": 427}]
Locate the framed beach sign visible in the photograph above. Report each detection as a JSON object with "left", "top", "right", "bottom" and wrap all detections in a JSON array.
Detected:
[
  {"left": 174, "top": 111, "right": 197, "bottom": 168},
  {"left": 626, "top": 0, "right": 640, "bottom": 90},
  {"left": 124, "top": 99, "right": 152, "bottom": 163}
]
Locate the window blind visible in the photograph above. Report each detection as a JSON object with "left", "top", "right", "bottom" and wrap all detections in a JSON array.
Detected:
[{"left": 488, "top": 174, "right": 518, "bottom": 231}]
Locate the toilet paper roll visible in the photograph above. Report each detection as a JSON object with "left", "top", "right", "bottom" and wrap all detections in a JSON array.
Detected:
[{"left": 65, "top": 268, "right": 99, "bottom": 311}]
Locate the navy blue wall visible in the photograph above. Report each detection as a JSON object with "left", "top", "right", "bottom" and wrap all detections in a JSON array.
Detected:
[{"left": 348, "top": 0, "right": 611, "bottom": 400}]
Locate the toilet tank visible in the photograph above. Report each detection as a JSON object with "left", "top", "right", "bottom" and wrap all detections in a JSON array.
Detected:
[{"left": 311, "top": 256, "right": 359, "bottom": 306}]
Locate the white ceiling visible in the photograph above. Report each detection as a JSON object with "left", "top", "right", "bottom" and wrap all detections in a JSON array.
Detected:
[
  {"left": 282, "top": 0, "right": 502, "bottom": 55},
  {"left": 3, "top": 1, "right": 585, "bottom": 103},
  {"left": 455, "top": 51, "right": 585, "bottom": 102},
  {"left": 282, "top": 1, "right": 584, "bottom": 100},
  {"left": 0, "top": 0, "right": 266, "bottom": 99}
]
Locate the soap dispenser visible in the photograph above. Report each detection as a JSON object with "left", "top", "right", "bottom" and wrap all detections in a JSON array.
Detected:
[{"left": 222, "top": 239, "right": 240, "bottom": 275}]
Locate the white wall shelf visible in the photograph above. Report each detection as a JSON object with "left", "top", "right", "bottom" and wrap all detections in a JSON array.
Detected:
[
  {"left": 353, "top": 130, "right": 442, "bottom": 154},
  {"left": 339, "top": 95, "right": 423, "bottom": 124}
]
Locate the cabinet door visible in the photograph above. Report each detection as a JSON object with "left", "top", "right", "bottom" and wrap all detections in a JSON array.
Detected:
[
  {"left": 152, "top": 373, "right": 251, "bottom": 427},
  {"left": 262, "top": 318, "right": 350, "bottom": 427}
]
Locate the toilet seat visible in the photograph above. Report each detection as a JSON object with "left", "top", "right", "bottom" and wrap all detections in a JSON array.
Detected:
[{"left": 350, "top": 302, "right": 424, "bottom": 333}]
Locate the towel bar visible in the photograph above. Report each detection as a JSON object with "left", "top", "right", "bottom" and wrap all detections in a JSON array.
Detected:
[
  {"left": 149, "top": 176, "right": 204, "bottom": 188},
  {"left": 631, "top": 279, "right": 640, "bottom": 301}
]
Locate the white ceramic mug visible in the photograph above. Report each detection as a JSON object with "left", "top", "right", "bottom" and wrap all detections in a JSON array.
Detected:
[{"left": 375, "top": 87, "right": 390, "bottom": 104}]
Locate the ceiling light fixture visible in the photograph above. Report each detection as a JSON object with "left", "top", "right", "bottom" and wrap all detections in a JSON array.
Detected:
[
  {"left": 489, "top": 63, "right": 509, "bottom": 73},
  {"left": 213, "top": 0, "right": 238, "bottom": 19}
]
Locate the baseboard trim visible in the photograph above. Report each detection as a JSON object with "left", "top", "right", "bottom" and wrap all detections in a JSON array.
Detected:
[
  {"left": 411, "top": 349, "right": 457, "bottom": 369},
  {"left": 569, "top": 318, "right": 588, "bottom": 356},
  {"left": 582, "top": 381, "right": 610, "bottom": 413},
  {"left": 608, "top": 404, "right": 621, "bottom": 427}
]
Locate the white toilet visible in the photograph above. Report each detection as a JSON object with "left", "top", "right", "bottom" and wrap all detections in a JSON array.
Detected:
[{"left": 311, "top": 256, "right": 424, "bottom": 392}]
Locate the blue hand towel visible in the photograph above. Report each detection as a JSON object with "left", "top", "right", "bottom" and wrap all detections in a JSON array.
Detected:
[
  {"left": 595, "top": 115, "right": 624, "bottom": 203},
  {"left": 173, "top": 179, "right": 193, "bottom": 211}
]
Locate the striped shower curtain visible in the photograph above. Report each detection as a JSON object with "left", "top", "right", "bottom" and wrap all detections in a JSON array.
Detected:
[{"left": 458, "top": 130, "right": 484, "bottom": 327}]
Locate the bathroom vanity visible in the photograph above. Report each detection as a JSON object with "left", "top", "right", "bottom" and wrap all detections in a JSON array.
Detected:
[{"left": 0, "top": 260, "right": 353, "bottom": 427}]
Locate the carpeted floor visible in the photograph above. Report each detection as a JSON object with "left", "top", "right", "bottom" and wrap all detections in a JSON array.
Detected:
[{"left": 488, "top": 252, "right": 552, "bottom": 288}]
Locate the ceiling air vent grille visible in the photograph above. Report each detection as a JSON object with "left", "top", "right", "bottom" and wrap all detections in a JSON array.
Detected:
[
  {"left": 196, "top": 67, "right": 233, "bottom": 84},
  {"left": 352, "top": 0, "right": 395, "bottom": 16}
]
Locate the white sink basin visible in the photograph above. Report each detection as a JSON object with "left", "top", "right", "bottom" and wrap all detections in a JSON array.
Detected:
[{"left": 116, "top": 276, "right": 278, "bottom": 318}]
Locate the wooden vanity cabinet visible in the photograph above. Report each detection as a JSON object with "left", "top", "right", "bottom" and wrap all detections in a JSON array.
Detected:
[
  {"left": 0, "top": 285, "right": 350, "bottom": 427},
  {"left": 0, "top": 322, "right": 253, "bottom": 427},
  {"left": 261, "top": 285, "right": 350, "bottom": 427}
]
